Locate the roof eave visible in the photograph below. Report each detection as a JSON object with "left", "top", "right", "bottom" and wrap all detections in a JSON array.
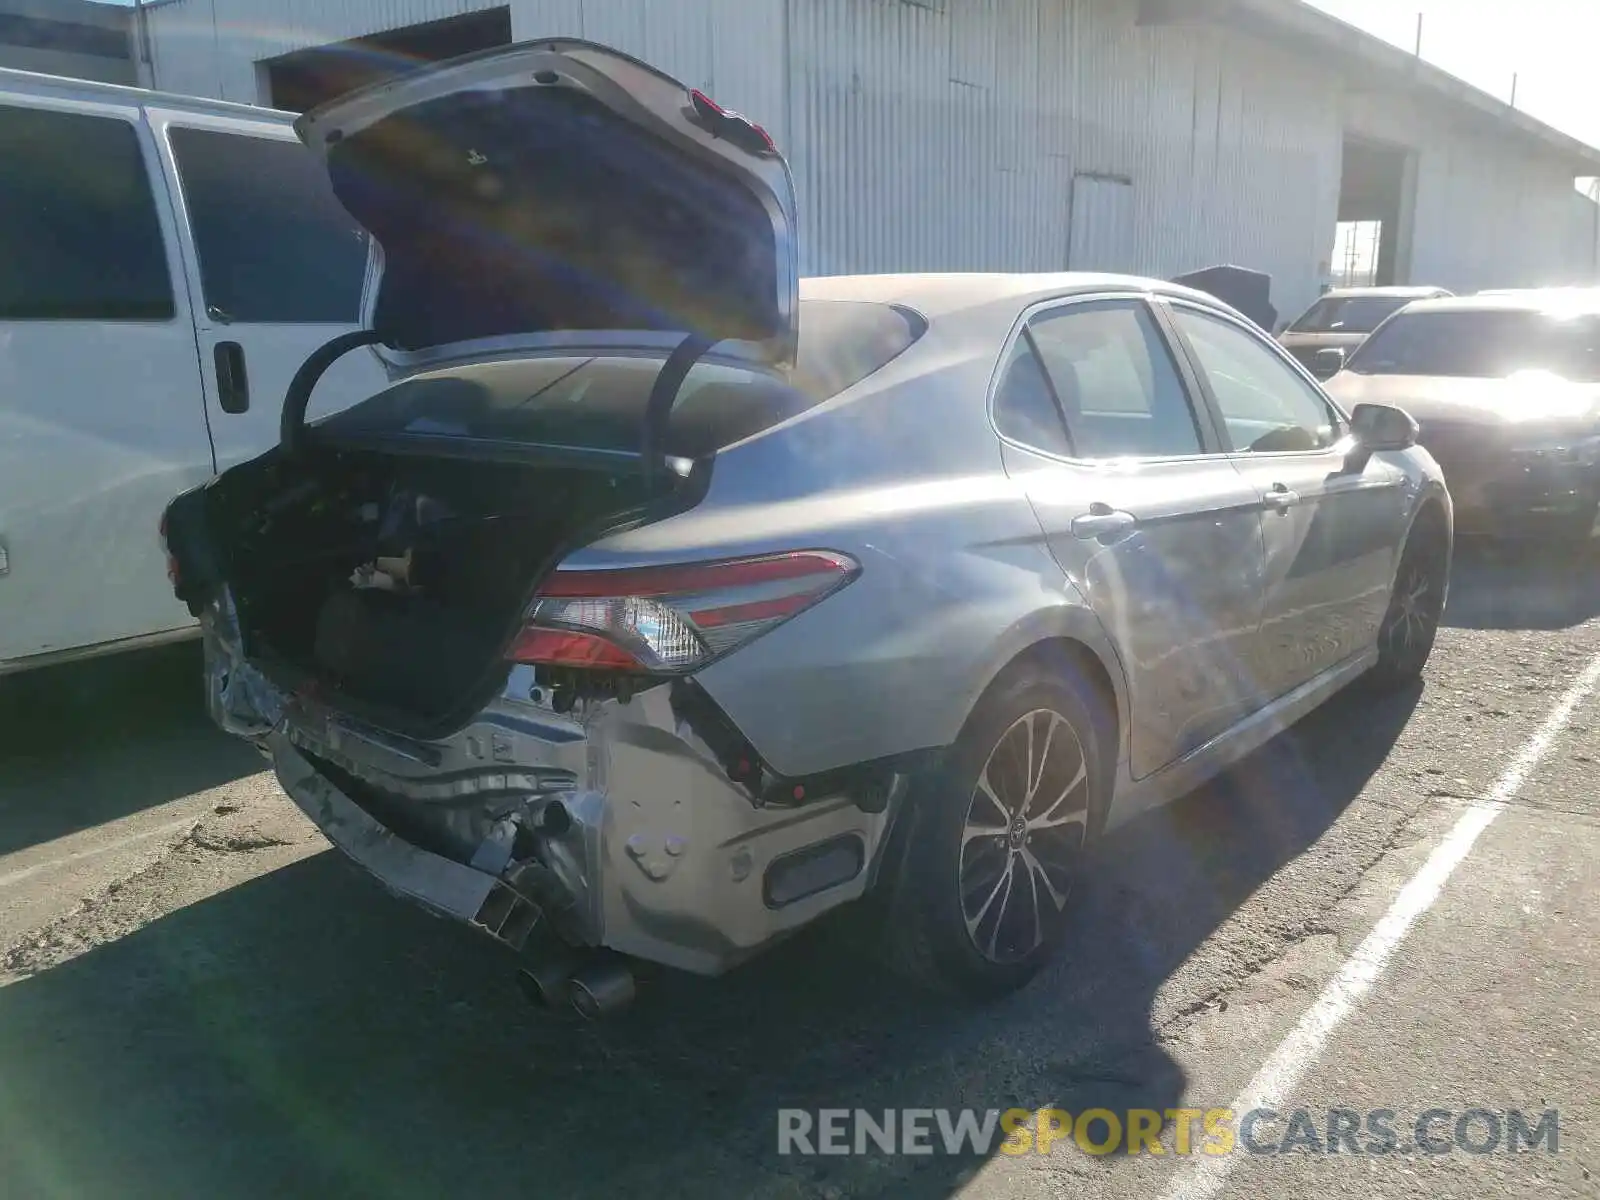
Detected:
[{"left": 1142, "top": 0, "right": 1600, "bottom": 175}]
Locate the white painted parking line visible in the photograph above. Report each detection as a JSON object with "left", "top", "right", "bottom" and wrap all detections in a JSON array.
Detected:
[
  {"left": 0, "top": 816, "right": 196, "bottom": 891},
  {"left": 1161, "top": 651, "right": 1600, "bottom": 1200}
]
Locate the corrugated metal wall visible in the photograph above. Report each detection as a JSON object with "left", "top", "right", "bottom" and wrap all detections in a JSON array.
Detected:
[
  {"left": 787, "top": 0, "right": 1344, "bottom": 317},
  {"left": 1345, "top": 89, "right": 1598, "bottom": 292},
  {"left": 145, "top": 0, "right": 1595, "bottom": 315},
  {"left": 145, "top": 0, "right": 786, "bottom": 143}
]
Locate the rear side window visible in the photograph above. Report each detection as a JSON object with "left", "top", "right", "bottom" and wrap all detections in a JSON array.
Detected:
[
  {"left": 169, "top": 127, "right": 368, "bottom": 324},
  {"left": 993, "top": 336, "right": 1073, "bottom": 457},
  {"left": 0, "top": 103, "right": 174, "bottom": 320},
  {"left": 793, "top": 300, "right": 925, "bottom": 399}
]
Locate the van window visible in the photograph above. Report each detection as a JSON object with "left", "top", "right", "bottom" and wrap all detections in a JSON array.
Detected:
[
  {"left": 0, "top": 104, "right": 174, "bottom": 320},
  {"left": 169, "top": 127, "right": 368, "bottom": 324}
]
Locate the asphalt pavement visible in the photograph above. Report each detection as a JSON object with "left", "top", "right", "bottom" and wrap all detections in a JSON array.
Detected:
[{"left": 0, "top": 542, "right": 1594, "bottom": 1200}]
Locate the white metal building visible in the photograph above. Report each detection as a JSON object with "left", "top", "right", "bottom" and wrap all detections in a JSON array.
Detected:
[
  {"left": 137, "top": 0, "right": 1600, "bottom": 320},
  {"left": 0, "top": 0, "right": 134, "bottom": 84}
]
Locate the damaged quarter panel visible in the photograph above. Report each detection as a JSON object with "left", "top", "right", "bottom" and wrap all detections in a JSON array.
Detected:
[{"left": 560, "top": 316, "right": 1120, "bottom": 782}]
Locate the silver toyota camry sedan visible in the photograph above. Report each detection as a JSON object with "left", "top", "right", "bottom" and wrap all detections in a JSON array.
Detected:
[{"left": 162, "top": 39, "right": 1452, "bottom": 1015}]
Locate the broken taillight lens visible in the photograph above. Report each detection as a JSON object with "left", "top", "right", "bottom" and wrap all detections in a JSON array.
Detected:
[{"left": 509, "top": 551, "right": 859, "bottom": 673}]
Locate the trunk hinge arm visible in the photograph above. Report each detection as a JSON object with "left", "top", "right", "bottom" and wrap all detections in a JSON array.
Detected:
[
  {"left": 280, "top": 329, "right": 386, "bottom": 457},
  {"left": 641, "top": 334, "right": 716, "bottom": 479}
]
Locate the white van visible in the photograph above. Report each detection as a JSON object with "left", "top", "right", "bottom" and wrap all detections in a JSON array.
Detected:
[{"left": 0, "top": 68, "right": 386, "bottom": 674}]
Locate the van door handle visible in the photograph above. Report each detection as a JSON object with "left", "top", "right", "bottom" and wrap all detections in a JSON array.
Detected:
[
  {"left": 214, "top": 341, "right": 249, "bottom": 414},
  {"left": 1263, "top": 483, "right": 1299, "bottom": 510},
  {"left": 1072, "top": 504, "right": 1138, "bottom": 540}
]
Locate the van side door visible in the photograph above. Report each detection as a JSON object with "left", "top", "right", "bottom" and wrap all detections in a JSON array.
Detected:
[
  {"left": 0, "top": 92, "right": 213, "bottom": 667},
  {"left": 145, "top": 108, "right": 385, "bottom": 473}
]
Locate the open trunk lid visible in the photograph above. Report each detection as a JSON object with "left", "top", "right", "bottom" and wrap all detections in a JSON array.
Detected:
[{"left": 294, "top": 39, "right": 799, "bottom": 379}]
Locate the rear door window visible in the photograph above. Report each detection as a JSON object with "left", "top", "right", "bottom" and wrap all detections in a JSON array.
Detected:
[
  {"left": 169, "top": 127, "right": 368, "bottom": 324},
  {"left": 0, "top": 103, "right": 174, "bottom": 320},
  {"left": 1024, "top": 300, "right": 1207, "bottom": 459}
]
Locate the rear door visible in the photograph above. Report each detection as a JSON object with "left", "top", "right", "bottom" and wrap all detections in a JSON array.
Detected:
[
  {"left": 1164, "top": 300, "right": 1408, "bottom": 700},
  {"left": 994, "top": 295, "right": 1268, "bottom": 780},
  {"left": 0, "top": 92, "right": 213, "bottom": 665},
  {"left": 146, "top": 108, "right": 386, "bottom": 472}
]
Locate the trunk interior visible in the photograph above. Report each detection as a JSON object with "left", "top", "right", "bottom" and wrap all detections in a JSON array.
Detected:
[{"left": 202, "top": 444, "right": 672, "bottom": 731}]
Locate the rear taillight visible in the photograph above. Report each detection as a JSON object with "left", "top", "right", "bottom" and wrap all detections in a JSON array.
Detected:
[
  {"left": 509, "top": 550, "right": 858, "bottom": 674},
  {"left": 158, "top": 510, "right": 179, "bottom": 586},
  {"left": 688, "top": 89, "right": 779, "bottom": 157}
]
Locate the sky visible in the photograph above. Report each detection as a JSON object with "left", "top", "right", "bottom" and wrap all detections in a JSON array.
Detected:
[{"left": 1307, "top": 0, "right": 1600, "bottom": 150}]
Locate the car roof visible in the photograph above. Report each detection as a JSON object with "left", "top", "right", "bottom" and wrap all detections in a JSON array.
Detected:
[
  {"left": 1316, "top": 285, "right": 1451, "bottom": 299},
  {"left": 799, "top": 272, "right": 1229, "bottom": 322},
  {"left": 0, "top": 65, "right": 297, "bottom": 125},
  {"left": 1389, "top": 289, "right": 1600, "bottom": 317}
]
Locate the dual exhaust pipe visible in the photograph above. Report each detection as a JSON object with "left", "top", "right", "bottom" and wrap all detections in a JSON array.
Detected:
[{"left": 518, "top": 953, "right": 636, "bottom": 1019}]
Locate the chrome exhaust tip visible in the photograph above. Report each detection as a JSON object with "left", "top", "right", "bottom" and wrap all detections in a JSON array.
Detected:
[
  {"left": 568, "top": 960, "right": 637, "bottom": 1019},
  {"left": 516, "top": 956, "right": 577, "bottom": 1009}
]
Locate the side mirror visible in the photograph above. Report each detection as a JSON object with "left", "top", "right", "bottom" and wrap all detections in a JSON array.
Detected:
[
  {"left": 1349, "top": 402, "right": 1419, "bottom": 452},
  {"left": 1312, "top": 347, "right": 1347, "bottom": 377}
]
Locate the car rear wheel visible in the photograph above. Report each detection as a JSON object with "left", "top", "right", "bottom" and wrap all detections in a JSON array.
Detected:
[
  {"left": 883, "top": 661, "right": 1108, "bottom": 999},
  {"left": 1369, "top": 522, "right": 1448, "bottom": 690}
]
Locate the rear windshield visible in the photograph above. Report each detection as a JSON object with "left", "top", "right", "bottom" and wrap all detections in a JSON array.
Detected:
[
  {"left": 1289, "top": 295, "right": 1414, "bottom": 334},
  {"left": 319, "top": 299, "right": 925, "bottom": 457},
  {"left": 1346, "top": 309, "right": 1600, "bottom": 381}
]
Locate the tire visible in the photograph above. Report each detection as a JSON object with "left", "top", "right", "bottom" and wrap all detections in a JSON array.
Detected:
[
  {"left": 1368, "top": 520, "right": 1448, "bottom": 691},
  {"left": 883, "top": 658, "right": 1110, "bottom": 1000}
]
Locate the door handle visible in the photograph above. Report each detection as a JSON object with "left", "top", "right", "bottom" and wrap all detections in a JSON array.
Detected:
[
  {"left": 1072, "top": 504, "right": 1138, "bottom": 540},
  {"left": 1263, "top": 483, "right": 1300, "bottom": 510},
  {"left": 214, "top": 341, "right": 250, "bottom": 414}
]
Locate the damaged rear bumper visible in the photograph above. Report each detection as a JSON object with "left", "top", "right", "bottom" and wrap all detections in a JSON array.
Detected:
[
  {"left": 271, "top": 737, "right": 540, "bottom": 948},
  {"left": 204, "top": 605, "right": 901, "bottom": 976}
]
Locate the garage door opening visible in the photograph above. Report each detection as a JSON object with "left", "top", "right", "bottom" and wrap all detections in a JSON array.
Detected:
[
  {"left": 263, "top": 7, "right": 512, "bottom": 114},
  {"left": 1335, "top": 137, "right": 1413, "bottom": 287}
]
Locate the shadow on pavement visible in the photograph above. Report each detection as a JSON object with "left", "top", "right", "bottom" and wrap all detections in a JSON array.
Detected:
[
  {"left": 0, "top": 641, "right": 264, "bottom": 858},
  {"left": 1444, "top": 538, "right": 1600, "bottom": 632},
  {"left": 0, "top": 672, "right": 1420, "bottom": 1199}
]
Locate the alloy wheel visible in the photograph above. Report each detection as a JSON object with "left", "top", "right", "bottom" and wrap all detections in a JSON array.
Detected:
[
  {"left": 957, "top": 709, "right": 1089, "bottom": 964},
  {"left": 1383, "top": 552, "right": 1442, "bottom": 666}
]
